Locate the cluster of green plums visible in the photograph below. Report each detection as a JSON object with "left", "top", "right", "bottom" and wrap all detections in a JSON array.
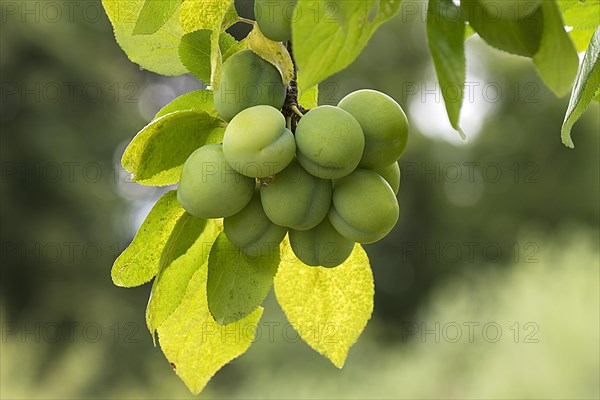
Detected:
[{"left": 180, "top": 79, "right": 408, "bottom": 267}]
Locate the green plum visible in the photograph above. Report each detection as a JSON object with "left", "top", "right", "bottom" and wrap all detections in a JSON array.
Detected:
[
  {"left": 289, "top": 218, "right": 355, "bottom": 268},
  {"left": 329, "top": 169, "right": 399, "bottom": 244},
  {"left": 223, "top": 105, "right": 295, "bottom": 178},
  {"left": 224, "top": 190, "right": 287, "bottom": 256},
  {"left": 255, "top": 0, "right": 297, "bottom": 42},
  {"left": 295, "top": 106, "right": 365, "bottom": 179},
  {"left": 338, "top": 89, "right": 408, "bottom": 169},
  {"left": 213, "top": 50, "right": 287, "bottom": 122},
  {"left": 177, "top": 144, "right": 255, "bottom": 218},
  {"left": 372, "top": 161, "right": 401, "bottom": 195},
  {"left": 260, "top": 159, "right": 332, "bottom": 230}
]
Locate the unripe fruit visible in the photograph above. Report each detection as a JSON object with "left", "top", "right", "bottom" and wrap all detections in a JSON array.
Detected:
[
  {"left": 213, "top": 50, "right": 287, "bottom": 122},
  {"left": 329, "top": 169, "right": 399, "bottom": 244},
  {"left": 338, "top": 89, "right": 408, "bottom": 169},
  {"left": 224, "top": 190, "right": 287, "bottom": 256},
  {"left": 223, "top": 105, "right": 296, "bottom": 178},
  {"left": 177, "top": 144, "right": 255, "bottom": 218},
  {"left": 295, "top": 106, "right": 365, "bottom": 179},
  {"left": 372, "top": 162, "right": 401, "bottom": 195},
  {"left": 254, "top": 0, "right": 297, "bottom": 42},
  {"left": 289, "top": 218, "right": 354, "bottom": 268},
  {"left": 261, "top": 159, "right": 332, "bottom": 230}
]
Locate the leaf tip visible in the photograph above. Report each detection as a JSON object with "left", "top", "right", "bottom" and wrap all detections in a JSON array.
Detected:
[{"left": 561, "top": 128, "right": 575, "bottom": 149}]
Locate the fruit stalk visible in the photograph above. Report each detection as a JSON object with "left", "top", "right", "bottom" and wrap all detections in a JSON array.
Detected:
[{"left": 282, "top": 41, "right": 308, "bottom": 133}]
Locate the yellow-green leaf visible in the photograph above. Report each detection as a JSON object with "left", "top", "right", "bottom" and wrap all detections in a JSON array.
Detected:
[
  {"left": 298, "top": 84, "right": 319, "bottom": 109},
  {"left": 133, "top": 0, "right": 182, "bottom": 35},
  {"left": 146, "top": 218, "right": 219, "bottom": 334},
  {"left": 274, "top": 239, "right": 374, "bottom": 368},
  {"left": 157, "top": 261, "right": 262, "bottom": 395},
  {"left": 111, "top": 191, "right": 186, "bottom": 287},
  {"left": 102, "top": 0, "right": 187, "bottom": 75},
  {"left": 247, "top": 27, "right": 294, "bottom": 86},
  {"left": 122, "top": 110, "right": 224, "bottom": 186},
  {"left": 154, "top": 89, "right": 217, "bottom": 119},
  {"left": 180, "top": 0, "right": 233, "bottom": 33},
  {"left": 570, "top": 28, "right": 596, "bottom": 52}
]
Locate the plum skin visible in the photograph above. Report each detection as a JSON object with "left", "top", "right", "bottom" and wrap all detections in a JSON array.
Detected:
[
  {"left": 260, "top": 159, "right": 332, "bottom": 231},
  {"left": 372, "top": 162, "right": 401, "bottom": 195},
  {"left": 224, "top": 190, "right": 287, "bottom": 256},
  {"left": 177, "top": 144, "right": 255, "bottom": 219},
  {"left": 295, "top": 106, "right": 365, "bottom": 180},
  {"left": 289, "top": 218, "right": 355, "bottom": 268},
  {"left": 213, "top": 50, "right": 287, "bottom": 122},
  {"left": 254, "top": 0, "right": 297, "bottom": 42},
  {"left": 223, "top": 105, "right": 296, "bottom": 178},
  {"left": 329, "top": 169, "right": 399, "bottom": 244},
  {"left": 338, "top": 89, "right": 408, "bottom": 169}
]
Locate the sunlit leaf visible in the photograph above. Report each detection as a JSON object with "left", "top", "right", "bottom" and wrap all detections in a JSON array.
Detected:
[
  {"left": 111, "top": 191, "right": 185, "bottom": 287},
  {"left": 247, "top": 27, "right": 294, "bottom": 85},
  {"left": 147, "top": 218, "right": 219, "bottom": 333},
  {"left": 157, "top": 262, "right": 262, "bottom": 394},
  {"left": 102, "top": 0, "right": 187, "bottom": 75},
  {"left": 274, "top": 239, "right": 374, "bottom": 368},
  {"left": 180, "top": 0, "right": 234, "bottom": 32},
  {"left": 122, "top": 110, "right": 224, "bottom": 186},
  {"left": 133, "top": 0, "right": 181, "bottom": 35},
  {"left": 154, "top": 89, "right": 217, "bottom": 119}
]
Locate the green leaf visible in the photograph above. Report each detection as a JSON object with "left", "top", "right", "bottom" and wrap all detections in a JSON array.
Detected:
[
  {"left": 179, "top": 31, "right": 238, "bottom": 84},
  {"left": 154, "top": 89, "right": 217, "bottom": 119},
  {"left": 180, "top": 0, "right": 234, "bottom": 33},
  {"left": 179, "top": 29, "right": 213, "bottom": 83},
  {"left": 219, "top": 32, "right": 237, "bottom": 55},
  {"left": 274, "top": 239, "right": 374, "bottom": 368},
  {"left": 111, "top": 191, "right": 186, "bottom": 287},
  {"left": 292, "top": 0, "right": 402, "bottom": 91},
  {"left": 478, "top": 0, "right": 541, "bottom": 20},
  {"left": 462, "top": 0, "right": 544, "bottom": 57},
  {"left": 427, "top": 0, "right": 467, "bottom": 138},
  {"left": 147, "top": 218, "right": 219, "bottom": 334},
  {"left": 122, "top": 110, "right": 224, "bottom": 186},
  {"left": 247, "top": 27, "right": 295, "bottom": 86},
  {"left": 562, "top": 27, "right": 600, "bottom": 148},
  {"left": 102, "top": 0, "right": 187, "bottom": 75},
  {"left": 207, "top": 233, "right": 280, "bottom": 325},
  {"left": 533, "top": 0, "right": 579, "bottom": 97},
  {"left": 157, "top": 262, "right": 263, "bottom": 395},
  {"left": 222, "top": 38, "right": 249, "bottom": 61},
  {"left": 133, "top": 0, "right": 181, "bottom": 35}
]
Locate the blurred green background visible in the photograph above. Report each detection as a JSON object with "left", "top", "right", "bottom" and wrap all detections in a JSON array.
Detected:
[{"left": 1, "top": 1, "right": 598, "bottom": 398}]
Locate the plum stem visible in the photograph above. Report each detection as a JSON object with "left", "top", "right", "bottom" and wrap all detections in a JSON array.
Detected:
[
  {"left": 238, "top": 17, "right": 255, "bottom": 25},
  {"left": 282, "top": 41, "right": 308, "bottom": 133},
  {"left": 291, "top": 105, "right": 304, "bottom": 117}
]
